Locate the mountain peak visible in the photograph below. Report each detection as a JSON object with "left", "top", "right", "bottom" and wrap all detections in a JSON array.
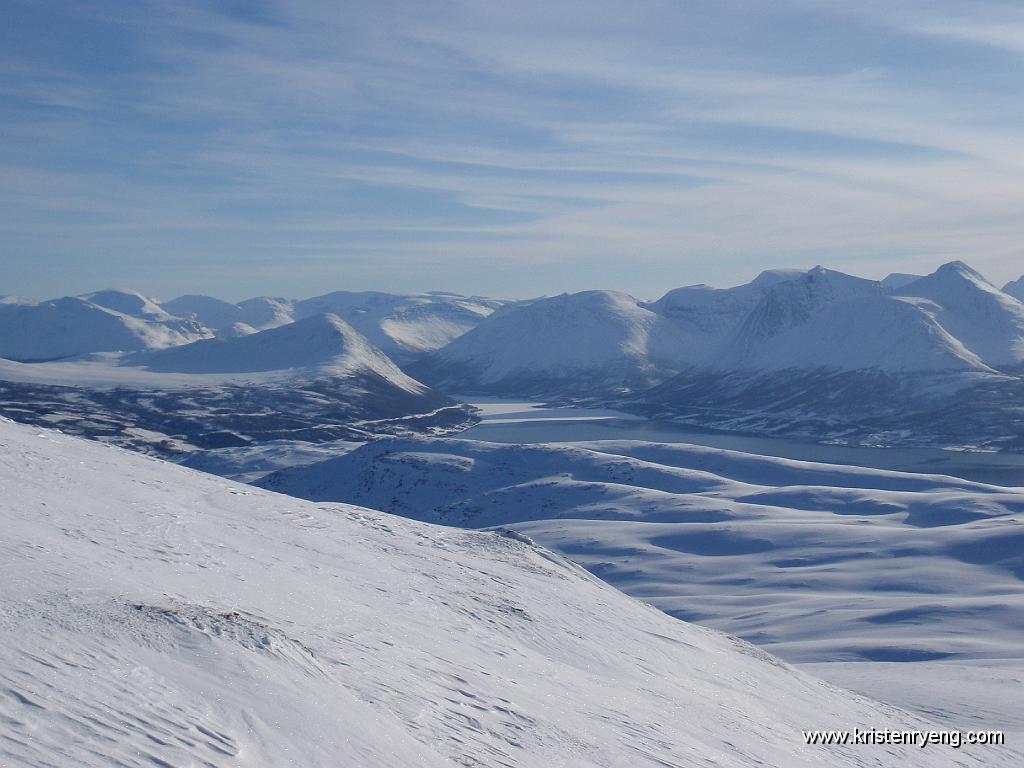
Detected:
[
  {"left": 126, "top": 312, "right": 425, "bottom": 392},
  {"left": 1004, "top": 275, "right": 1024, "bottom": 302},
  {"left": 79, "top": 288, "right": 171, "bottom": 321},
  {"left": 932, "top": 260, "right": 989, "bottom": 285},
  {"left": 749, "top": 268, "right": 804, "bottom": 287}
]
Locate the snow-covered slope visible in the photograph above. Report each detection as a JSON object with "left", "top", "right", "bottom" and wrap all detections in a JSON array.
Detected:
[
  {"left": 234, "top": 296, "right": 295, "bottom": 330},
  {"left": 1004, "top": 275, "right": 1024, "bottom": 302},
  {"left": 258, "top": 436, "right": 1024, "bottom": 738},
  {"left": 80, "top": 289, "right": 178, "bottom": 322},
  {"left": 158, "top": 291, "right": 503, "bottom": 361},
  {"left": 731, "top": 294, "right": 991, "bottom": 373},
  {"left": 0, "top": 316, "right": 475, "bottom": 457},
  {"left": 0, "top": 296, "right": 209, "bottom": 362},
  {"left": 892, "top": 262, "right": 1024, "bottom": 369},
  {"left": 1, "top": 419, "right": 1014, "bottom": 767},
  {"left": 411, "top": 290, "right": 692, "bottom": 395},
  {"left": 638, "top": 263, "right": 1024, "bottom": 446},
  {"left": 644, "top": 276, "right": 770, "bottom": 345},
  {"left": 161, "top": 294, "right": 295, "bottom": 333},
  {"left": 882, "top": 273, "right": 924, "bottom": 290},
  {"left": 128, "top": 313, "right": 424, "bottom": 389},
  {"left": 294, "top": 291, "right": 504, "bottom": 362},
  {"left": 726, "top": 266, "right": 881, "bottom": 363},
  {"left": 161, "top": 294, "right": 250, "bottom": 330}
]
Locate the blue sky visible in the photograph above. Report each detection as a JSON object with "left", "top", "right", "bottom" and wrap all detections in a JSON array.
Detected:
[{"left": 2, "top": 0, "right": 1024, "bottom": 301}]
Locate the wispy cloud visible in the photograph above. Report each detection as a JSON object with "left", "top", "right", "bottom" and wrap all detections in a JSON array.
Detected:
[{"left": 1, "top": 0, "right": 1023, "bottom": 300}]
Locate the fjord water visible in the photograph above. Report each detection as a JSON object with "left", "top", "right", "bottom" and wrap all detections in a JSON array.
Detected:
[{"left": 459, "top": 398, "right": 1024, "bottom": 486}]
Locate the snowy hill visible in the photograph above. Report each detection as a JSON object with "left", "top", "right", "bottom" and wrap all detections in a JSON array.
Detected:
[
  {"left": 1, "top": 418, "right": 1014, "bottom": 767},
  {"left": 79, "top": 288, "right": 178, "bottom": 322},
  {"left": 725, "top": 266, "right": 881, "bottom": 362},
  {"left": 642, "top": 271, "right": 788, "bottom": 345},
  {"left": 161, "top": 294, "right": 295, "bottom": 333},
  {"left": 0, "top": 315, "right": 473, "bottom": 456},
  {"left": 161, "top": 293, "right": 252, "bottom": 329},
  {"left": 158, "top": 291, "right": 504, "bottom": 361},
  {"left": 410, "top": 290, "right": 692, "bottom": 396},
  {"left": 1004, "top": 275, "right": 1024, "bottom": 302},
  {"left": 258, "top": 436, "right": 1024, "bottom": 739},
  {"left": 636, "top": 262, "right": 1024, "bottom": 447},
  {"left": 0, "top": 295, "right": 209, "bottom": 362},
  {"left": 882, "top": 273, "right": 924, "bottom": 290},
  {"left": 128, "top": 313, "right": 423, "bottom": 387},
  {"left": 893, "top": 262, "right": 1024, "bottom": 369},
  {"left": 293, "top": 290, "right": 505, "bottom": 362},
  {"left": 729, "top": 294, "right": 991, "bottom": 373}
]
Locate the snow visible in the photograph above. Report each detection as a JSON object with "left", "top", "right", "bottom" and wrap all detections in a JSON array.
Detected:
[
  {"left": 4, "top": 419, "right": 1011, "bottom": 766},
  {"left": 411, "top": 290, "right": 693, "bottom": 394},
  {"left": 234, "top": 296, "right": 296, "bottom": 331},
  {"left": 1004, "top": 276, "right": 1024, "bottom": 302},
  {"left": 179, "top": 438, "right": 363, "bottom": 482},
  {"left": 294, "top": 290, "right": 505, "bottom": 362},
  {"left": 893, "top": 261, "right": 1024, "bottom": 369},
  {"left": 644, "top": 281, "right": 767, "bottom": 341},
  {"left": 0, "top": 297, "right": 209, "bottom": 362},
  {"left": 79, "top": 288, "right": 178, "bottom": 322},
  {"left": 882, "top": 273, "right": 925, "bottom": 290},
  {"left": 128, "top": 313, "right": 426, "bottom": 392},
  {"left": 727, "top": 266, "right": 881, "bottom": 361},
  {"left": 0, "top": 313, "right": 424, "bottom": 391},
  {"left": 257, "top": 436, "right": 1024, "bottom": 740},
  {"left": 161, "top": 293, "right": 251, "bottom": 329},
  {"left": 156, "top": 291, "right": 504, "bottom": 362},
  {"left": 732, "top": 294, "right": 993, "bottom": 373},
  {"left": 411, "top": 262, "right": 1024, "bottom": 403}
]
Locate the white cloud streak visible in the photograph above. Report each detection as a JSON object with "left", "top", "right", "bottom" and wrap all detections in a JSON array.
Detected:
[{"left": 1, "top": 0, "right": 1023, "bottom": 298}]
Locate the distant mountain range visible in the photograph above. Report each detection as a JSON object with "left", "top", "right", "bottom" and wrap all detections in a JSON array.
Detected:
[
  {"left": 407, "top": 261, "right": 1024, "bottom": 449},
  {"left": 0, "top": 293, "right": 489, "bottom": 456},
  {"left": 162, "top": 290, "right": 505, "bottom": 363},
  {"left": 3, "top": 262, "right": 1024, "bottom": 450}
]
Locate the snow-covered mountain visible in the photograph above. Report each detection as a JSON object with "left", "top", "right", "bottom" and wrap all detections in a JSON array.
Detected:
[
  {"left": 6, "top": 263, "right": 1024, "bottom": 449},
  {"left": 159, "top": 291, "right": 505, "bottom": 361},
  {"left": 397, "top": 263, "right": 1024, "bottom": 447},
  {"left": 0, "top": 294, "right": 209, "bottom": 362},
  {"left": 79, "top": 288, "right": 179, "bottom": 323},
  {"left": 891, "top": 262, "right": 1024, "bottom": 370},
  {"left": 129, "top": 313, "right": 422, "bottom": 386},
  {"left": 1005, "top": 275, "right": 1024, "bottom": 302},
  {"left": 409, "top": 290, "right": 693, "bottom": 396},
  {"left": 292, "top": 290, "right": 505, "bottom": 363},
  {"left": 634, "top": 262, "right": 1024, "bottom": 447},
  {"left": 643, "top": 269, "right": 799, "bottom": 342},
  {"left": 0, "top": 315, "right": 474, "bottom": 456},
  {"left": 2, "top": 418, "right": 1014, "bottom": 767},
  {"left": 162, "top": 293, "right": 254, "bottom": 329},
  {"left": 881, "top": 273, "right": 924, "bottom": 290},
  {"left": 258, "top": 435, "right": 1024, "bottom": 740},
  {"left": 728, "top": 292, "right": 990, "bottom": 374},
  {"left": 161, "top": 294, "right": 295, "bottom": 333},
  {"left": 724, "top": 267, "right": 880, "bottom": 362}
]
